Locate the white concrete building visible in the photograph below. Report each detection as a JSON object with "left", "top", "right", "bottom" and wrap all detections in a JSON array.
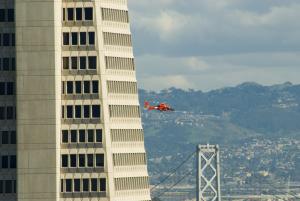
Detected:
[{"left": 0, "top": 0, "right": 151, "bottom": 201}]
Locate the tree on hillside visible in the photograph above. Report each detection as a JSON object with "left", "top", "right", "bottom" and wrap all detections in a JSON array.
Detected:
[{"left": 152, "top": 197, "right": 162, "bottom": 201}]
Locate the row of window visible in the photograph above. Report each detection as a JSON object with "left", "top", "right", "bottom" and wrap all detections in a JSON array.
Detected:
[
  {"left": 107, "top": 81, "right": 137, "bottom": 94},
  {"left": 114, "top": 177, "right": 149, "bottom": 191},
  {"left": 103, "top": 32, "right": 132, "bottom": 47},
  {"left": 63, "top": 7, "right": 93, "bottom": 22},
  {"left": 0, "top": 106, "right": 15, "bottom": 120},
  {"left": 61, "top": 178, "right": 106, "bottom": 193},
  {"left": 62, "top": 80, "right": 99, "bottom": 95},
  {"left": 101, "top": 8, "right": 129, "bottom": 23},
  {"left": 111, "top": 129, "right": 144, "bottom": 142},
  {"left": 63, "top": 32, "right": 95, "bottom": 46},
  {"left": 0, "top": 180, "right": 16, "bottom": 194},
  {"left": 62, "top": 105, "right": 101, "bottom": 119},
  {"left": 63, "top": 56, "right": 97, "bottom": 70},
  {"left": 0, "top": 82, "right": 14, "bottom": 95},
  {"left": 63, "top": 56, "right": 135, "bottom": 71},
  {"left": 62, "top": 154, "right": 104, "bottom": 168},
  {"left": 109, "top": 105, "right": 140, "bottom": 118},
  {"left": 105, "top": 56, "right": 135, "bottom": 71},
  {"left": 62, "top": 129, "right": 102, "bottom": 144},
  {"left": 0, "top": 33, "right": 15, "bottom": 47},
  {"left": 1, "top": 155, "right": 16, "bottom": 169},
  {"left": 0, "top": 57, "right": 15, "bottom": 71},
  {"left": 0, "top": 9, "right": 14, "bottom": 22},
  {"left": 113, "top": 153, "right": 146, "bottom": 166},
  {"left": 1, "top": 131, "right": 16, "bottom": 145}
]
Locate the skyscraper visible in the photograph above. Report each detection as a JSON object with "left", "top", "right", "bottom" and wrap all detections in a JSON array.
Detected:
[{"left": 0, "top": 0, "right": 151, "bottom": 200}]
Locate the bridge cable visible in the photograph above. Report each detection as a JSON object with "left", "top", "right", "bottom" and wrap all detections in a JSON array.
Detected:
[
  {"left": 153, "top": 168, "right": 195, "bottom": 199},
  {"left": 151, "top": 150, "right": 196, "bottom": 191}
]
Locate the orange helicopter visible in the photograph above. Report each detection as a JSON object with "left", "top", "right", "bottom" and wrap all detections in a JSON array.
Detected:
[{"left": 144, "top": 101, "right": 175, "bottom": 112}]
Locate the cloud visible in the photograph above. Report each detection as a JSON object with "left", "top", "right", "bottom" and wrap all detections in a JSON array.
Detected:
[
  {"left": 128, "top": 0, "right": 300, "bottom": 90},
  {"left": 136, "top": 52, "right": 300, "bottom": 91},
  {"left": 130, "top": 1, "right": 300, "bottom": 56}
]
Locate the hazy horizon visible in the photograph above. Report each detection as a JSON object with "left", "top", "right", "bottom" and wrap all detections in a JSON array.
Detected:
[{"left": 138, "top": 80, "right": 298, "bottom": 92}]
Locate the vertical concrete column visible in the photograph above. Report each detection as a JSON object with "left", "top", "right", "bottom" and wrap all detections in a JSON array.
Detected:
[{"left": 15, "top": 1, "right": 61, "bottom": 201}]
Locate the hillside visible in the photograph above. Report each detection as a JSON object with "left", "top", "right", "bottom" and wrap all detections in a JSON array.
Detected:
[{"left": 139, "top": 82, "right": 300, "bottom": 186}]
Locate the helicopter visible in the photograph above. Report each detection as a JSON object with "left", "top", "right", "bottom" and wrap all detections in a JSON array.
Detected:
[{"left": 144, "top": 101, "right": 175, "bottom": 112}]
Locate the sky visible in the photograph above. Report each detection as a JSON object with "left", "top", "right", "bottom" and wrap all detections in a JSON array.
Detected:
[{"left": 127, "top": 0, "right": 300, "bottom": 91}]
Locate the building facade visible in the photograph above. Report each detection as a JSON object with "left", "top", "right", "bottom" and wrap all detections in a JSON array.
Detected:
[{"left": 0, "top": 0, "right": 151, "bottom": 201}]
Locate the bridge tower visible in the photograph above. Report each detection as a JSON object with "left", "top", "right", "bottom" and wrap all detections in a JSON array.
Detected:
[{"left": 197, "top": 144, "right": 222, "bottom": 201}]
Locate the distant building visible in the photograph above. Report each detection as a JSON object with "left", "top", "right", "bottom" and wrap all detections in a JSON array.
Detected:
[{"left": 0, "top": 0, "right": 151, "bottom": 200}]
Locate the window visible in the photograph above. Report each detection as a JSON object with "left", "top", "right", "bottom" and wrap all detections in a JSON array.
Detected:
[
  {"left": 84, "top": 105, "right": 90, "bottom": 118},
  {"left": 88, "top": 130, "right": 94, "bottom": 143},
  {"left": 13, "top": 180, "right": 16, "bottom": 193},
  {"left": 92, "top": 81, "right": 99, "bottom": 93},
  {"left": 71, "top": 57, "right": 77, "bottom": 69},
  {"left": 0, "top": 82, "right": 5, "bottom": 95},
  {"left": 62, "top": 106, "right": 65, "bottom": 118},
  {"left": 62, "top": 130, "right": 68, "bottom": 143},
  {"left": 6, "top": 106, "right": 14, "bottom": 119},
  {"left": 70, "top": 130, "right": 77, "bottom": 143},
  {"left": 63, "top": 33, "right": 69, "bottom": 45},
  {"left": 3, "top": 58, "right": 9, "bottom": 71},
  {"left": 74, "top": 179, "right": 80, "bottom": 192},
  {"left": 7, "top": 9, "right": 14, "bottom": 22},
  {"left": 66, "top": 179, "right": 72, "bottom": 192},
  {"left": 2, "top": 156, "right": 8, "bottom": 168},
  {"left": 6, "top": 82, "right": 14, "bottom": 95},
  {"left": 88, "top": 56, "right": 97, "bottom": 69},
  {"left": 79, "top": 154, "right": 85, "bottom": 167},
  {"left": 0, "top": 180, "right": 2, "bottom": 193},
  {"left": 67, "top": 105, "right": 73, "bottom": 118},
  {"left": 96, "top": 154, "right": 104, "bottom": 167},
  {"left": 87, "top": 154, "right": 93, "bottom": 167},
  {"left": 83, "top": 179, "right": 89, "bottom": 192},
  {"left": 62, "top": 81, "right": 65, "bottom": 94},
  {"left": 0, "top": 107, "right": 5, "bottom": 120},
  {"left": 11, "top": 58, "right": 16, "bottom": 71},
  {"left": 11, "top": 34, "right": 15, "bottom": 46},
  {"left": 91, "top": 179, "right": 97, "bottom": 192},
  {"left": 63, "top": 57, "right": 69, "bottom": 69},
  {"left": 61, "top": 179, "right": 64, "bottom": 192},
  {"left": 85, "top": 8, "right": 93, "bottom": 20},
  {"left": 5, "top": 180, "right": 12, "bottom": 193},
  {"left": 67, "top": 8, "right": 74, "bottom": 21},
  {"left": 11, "top": 131, "right": 16, "bottom": 144},
  {"left": 80, "top": 32, "right": 86, "bottom": 45},
  {"left": 100, "top": 178, "right": 106, "bottom": 191},
  {"left": 10, "top": 155, "right": 16, "bottom": 168},
  {"left": 88, "top": 32, "right": 95, "bottom": 45},
  {"left": 75, "top": 81, "right": 81, "bottom": 94},
  {"left": 70, "top": 154, "right": 77, "bottom": 168},
  {"left": 0, "top": 9, "right": 5, "bottom": 22},
  {"left": 3, "top": 33, "right": 10, "bottom": 46},
  {"left": 71, "top": 32, "right": 78, "bottom": 45},
  {"left": 2, "top": 131, "right": 9, "bottom": 144},
  {"left": 62, "top": 155, "right": 68, "bottom": 167},
  {"left": 67, "top": 81, "right": 73, "bottom": 94},
  {"left": 75, "top": 105, "right": 81, "bottom": 118},
  {"left": 96, "top": 129, "right": 102, "bottom": 143},
  {"left": 79, "top": 130, "right": 85, "bottom": 143},
  {"left": 84, "top": 81, "right": 90, "bottom": 94},
  {"left": 92, "top": 105, "right": 101, "bottom": 118},
  {"left": 76, "top": 8, "right": 82, "bottom": 21},
  {"left": 79, "top": 56, "right": 86, "bottom": 69},
  {"left": 63, "top": 8, "right": 66, "bottom": 21}
]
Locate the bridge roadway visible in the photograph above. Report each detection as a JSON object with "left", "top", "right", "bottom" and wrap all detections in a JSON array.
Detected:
[{"left": 222, "top": 194, "right": 299, "bottom": 200}]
